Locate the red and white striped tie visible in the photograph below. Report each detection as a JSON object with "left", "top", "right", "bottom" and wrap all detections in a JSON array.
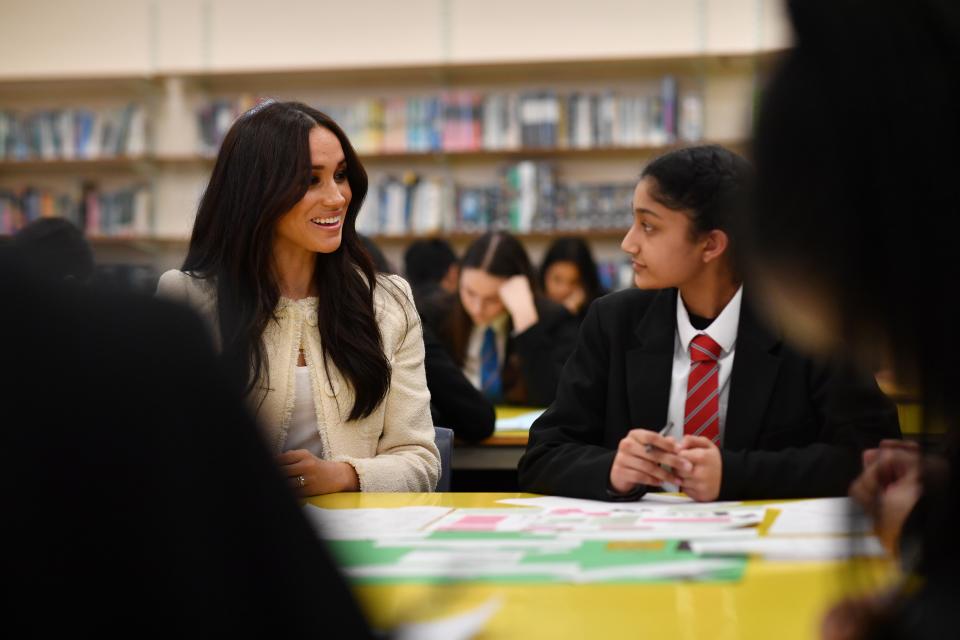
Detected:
[{"left": 684, "top": 334, "right": 723, "bottom": 445}]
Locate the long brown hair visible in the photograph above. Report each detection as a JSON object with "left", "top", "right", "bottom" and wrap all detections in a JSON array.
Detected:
[
  {"left": 445, "top": 231, "right": 539, "bottom": 367},
  {"left": 183, "top": 101, "right": 391, "bottom": 420}
]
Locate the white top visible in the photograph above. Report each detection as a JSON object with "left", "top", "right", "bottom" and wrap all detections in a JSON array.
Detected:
[
  {"left": 462, "top": 313, "right": 510, "bottom": 390},
  {"left": 155, "top": 269, "right": 440, "bottom": 492},
  {"left": 662, "top": 286, "right": 743, "bottom": 491},
  {"left": 283, "top": 365, "right": 325, "bottom": 458}
]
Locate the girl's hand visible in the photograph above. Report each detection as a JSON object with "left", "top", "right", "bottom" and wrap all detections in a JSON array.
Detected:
[
  {"left": 276, "top": 449, "right": 359, "bottom": 496},
  {"left": 676, "top": 435, "right": 723, "bottom": 502},
  {"left": 849, "top": 447, "right": 922, "bottom": 554},
  {"left": 609, "top": 428, "right": 691, "bottom": 494},
  {"left": 562, "top": 286, "right": 587, "bottom": 315},
  {"left": 498, "top": 275, "right": 539, "bottom": 333}
]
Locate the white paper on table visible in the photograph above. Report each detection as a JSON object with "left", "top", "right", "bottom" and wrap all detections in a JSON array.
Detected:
[
  {"left": 303, "top": 505, "right": 452, "bottom": 540},
  {"left": 399, "top": 550, "right": 527, "bottom": 566},
  {"left": 374, "top": 537, "right": 583, "bottom": 552},
  {"left": 348, "top": 561, "right": 582, "bottom": 579},
  {"left": 556, "top": 528, "right": 759, "bottom": 542},
  {"left": 349, "top": 557, "right": 738, "bottom": 582},
  {"left": 496, "top": 495, "right": 742, "bottom": 512},
  {"left": 426, "top": 508, "right": 544, "bottom": 533},
  {"left": 393, "top": 596, "right": 503, "bottom": 640},
  {"left": 690, "top": 535, "right": 887, "bottom": 560},
  {"left": 494, "top": 409, "right": 545, "bottom": 432},
  {"left": 764, "top": 497, "right": 873, "bottom": 535}
]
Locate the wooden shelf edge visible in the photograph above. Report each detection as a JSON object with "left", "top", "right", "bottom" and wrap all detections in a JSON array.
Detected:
[
  {"left": 0, "top": 49, "right": 788, "bottom": 89},
  {"left": 1, "top": 140, "right": 747, "bottom": 170}
]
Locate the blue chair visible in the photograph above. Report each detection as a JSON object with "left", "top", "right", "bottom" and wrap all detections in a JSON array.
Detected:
[{"left": 434, "top": 426, "right": 454, "bottom": 491}]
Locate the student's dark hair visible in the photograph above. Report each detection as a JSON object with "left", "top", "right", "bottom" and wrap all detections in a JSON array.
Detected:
[
  {"left": 539, "top": 236, "right": 604, "bottom": 304},
  {"left": 182, "top": 100, "right": 389, "bottom": 420},
  {"left": 750, "top": 0, "right": 960, "bottom": 424},
  {"left": 751, "top": 0, "right": 960, "bottom": 617},
  {"left": 404, "top": 238, "right": 457, "bottom": 287},
  {"left": 445, "top": 231, "right": 538, "bottom": 367},
  {"left": 640, "top": 144, "right": 753, "bottom": 273},
  {"left": 12, "top": 217, "right": 94, "bottom": 283}
]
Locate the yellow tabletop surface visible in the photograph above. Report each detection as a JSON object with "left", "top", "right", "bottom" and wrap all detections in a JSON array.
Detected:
[{"left": 309, "top": 492, "right": 897, "bottom": 639}]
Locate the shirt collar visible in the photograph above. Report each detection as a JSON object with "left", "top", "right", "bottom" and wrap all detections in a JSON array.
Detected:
[
  {"left": 477, "top": 312, "right": 510, "bottom": 335},
  {"left": 676, "top": 285, "right": 743, "bottom": 354}
]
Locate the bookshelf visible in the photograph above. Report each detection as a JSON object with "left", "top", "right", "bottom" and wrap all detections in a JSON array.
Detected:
[{"left": 0, "top": 0, "right": 789, "bottom": 285}]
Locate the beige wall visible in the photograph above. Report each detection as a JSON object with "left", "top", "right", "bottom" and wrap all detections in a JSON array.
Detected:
[{"left": 0, "top": 0, "right": 791, "bottom": 78}]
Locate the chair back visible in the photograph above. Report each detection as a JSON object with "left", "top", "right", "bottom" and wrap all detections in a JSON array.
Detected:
[{"left": 433, "top": 426, "right": 454, "bottom": 491}]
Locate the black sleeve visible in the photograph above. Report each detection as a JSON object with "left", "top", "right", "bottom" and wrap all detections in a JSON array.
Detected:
[
  {"left": 422, "top": 323, "right": 495, "bottom": 442},
  {"left": 518, "top": 299, "right": 632, "bottom": 500},
  {"left": 512, "top": 299, "right": 581, "bottom": 406},
  {"left": 719, "top": 361, "right": 901, "bottom": 499}
]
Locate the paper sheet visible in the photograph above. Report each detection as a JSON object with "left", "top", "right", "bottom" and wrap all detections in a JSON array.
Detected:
[
  {"left": 347, "top": 558, "right": 744, "bottom": 583},
  {"left": 691, "top": 535, "right": 886, "bottom": 560},
  {"left": 764, "top": 497, "right": 873, "bottom": 535},
  {"left": 393, "top": 596, "right": 503, "bottom": 640},
  {"left": 496, "top": 495, "right": 743, "bottom": 512},
  {"left": 303, "top": 505, "right": 452, "bottom": 540},
  {"left": 494, "top": 408, "right": 545, "bottom": 433}
]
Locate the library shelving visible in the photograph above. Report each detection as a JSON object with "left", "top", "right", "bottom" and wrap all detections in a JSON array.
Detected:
[{"left": 0, "top": 50, "right": 779, "bottom": 284}]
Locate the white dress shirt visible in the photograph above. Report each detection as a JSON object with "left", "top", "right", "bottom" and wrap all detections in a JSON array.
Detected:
[
  {"left": 463, "top": 313, "right": 510, "bottom": 390},
  {"left": 661, "top": 286, "right": 743, "bottom": 491}
]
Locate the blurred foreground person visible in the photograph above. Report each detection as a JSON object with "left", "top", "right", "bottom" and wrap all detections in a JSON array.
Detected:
[
  {"left": 750, "top": 0, "right": 960, "bottom": 637},
  {"left": 0, "top": 250, "right": 374, "bottom": 637}
]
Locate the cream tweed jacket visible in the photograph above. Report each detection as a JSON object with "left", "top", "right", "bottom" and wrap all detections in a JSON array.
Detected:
[{"left": 156, "top": 269, "right": 440, "bottom": 492}]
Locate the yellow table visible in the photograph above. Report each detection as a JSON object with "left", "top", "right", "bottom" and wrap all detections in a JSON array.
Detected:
[{"left": 310, "top": 492, "right": 897, "bottom": 639}]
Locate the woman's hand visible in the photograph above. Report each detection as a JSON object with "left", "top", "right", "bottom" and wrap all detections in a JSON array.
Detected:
[
  {"left": 276, "top": 449, "right": 360, "bottom": 496},
  {"left": 498, "top": 275, "right": 539, "bottom": 333}
]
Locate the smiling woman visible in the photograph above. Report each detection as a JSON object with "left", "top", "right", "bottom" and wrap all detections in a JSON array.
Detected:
[{"left": 156, "top": 100, "right": 440, "bottom": 495}]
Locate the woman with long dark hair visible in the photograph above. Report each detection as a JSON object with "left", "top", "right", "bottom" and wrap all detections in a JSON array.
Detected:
[
  {"left": 539, "top": 236, "right": 607, "bottom": 320},
  {"left": 420, "top": 231, "right": 579, "bottom": 407},
  {"left": 157, "top": 100, "right": 439, "bottom": 494}
]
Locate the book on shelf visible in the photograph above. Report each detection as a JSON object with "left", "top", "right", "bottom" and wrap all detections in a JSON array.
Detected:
[
  {"left": 357, "top": 160, "right": 634, "bottom": 237},
  {"left": 195, "top": 78, "right": 704, "bottom": 156},
  {"left": 0, "top": 183, "right": 152, "bottom": 237},
  {"left": 0, "top": 104, "right": 147, "bottom": 161}
]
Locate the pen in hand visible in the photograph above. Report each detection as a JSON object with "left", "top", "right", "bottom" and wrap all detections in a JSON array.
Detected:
[{"left": 644, "top": 422, "right": 675, "bottom": 453}]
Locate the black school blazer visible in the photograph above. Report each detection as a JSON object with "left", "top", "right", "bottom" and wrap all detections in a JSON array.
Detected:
[
  {"left": 419, "top": 291, "right": 579, "bottom": 407},
  {"left": 518, "top": 288, "right": 901, "bottom": 500}
]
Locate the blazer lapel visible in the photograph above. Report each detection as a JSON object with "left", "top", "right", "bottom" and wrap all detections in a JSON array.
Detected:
[
  {"left": 624, "top": 289, "right": 677, "bottom": 434},
  {"left": 724, "top": 299, "right": 782, "bottom": 450}
]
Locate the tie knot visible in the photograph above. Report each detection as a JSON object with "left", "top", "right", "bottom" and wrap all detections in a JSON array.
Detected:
[{"left": 689, "top": 334, "right": 721, "bottom": 363}]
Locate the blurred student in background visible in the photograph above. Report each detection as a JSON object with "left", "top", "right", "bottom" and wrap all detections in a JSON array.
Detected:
[
  {"left": 748, "top": 1, "right": 959, "bottom": 636},
  {"left": 157, "top": 100, "right": 439, "bottom": 493},
  {"left": 519, "top": 145, "right": 899, "bottom": 502},
  {"left": 420, "top": 231, "right": 579, "bottom": 408},
  {"left": 11, "top": 217, "right": 94, "bottom": 284},
  {"left": 1, "top": 250, "right": 374, "bottom": 637},
  {"left": 367, "top": 237, "right": 495, "bottom": 442},
  {"left": 404, "top": 237, "right": 460, "bottom": 301},
  {"left": 539, "top": 236, "right": 607, "bottom": 321},
  {"left": 359, "top": 233, "right": 395, "bottom": 273}
]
